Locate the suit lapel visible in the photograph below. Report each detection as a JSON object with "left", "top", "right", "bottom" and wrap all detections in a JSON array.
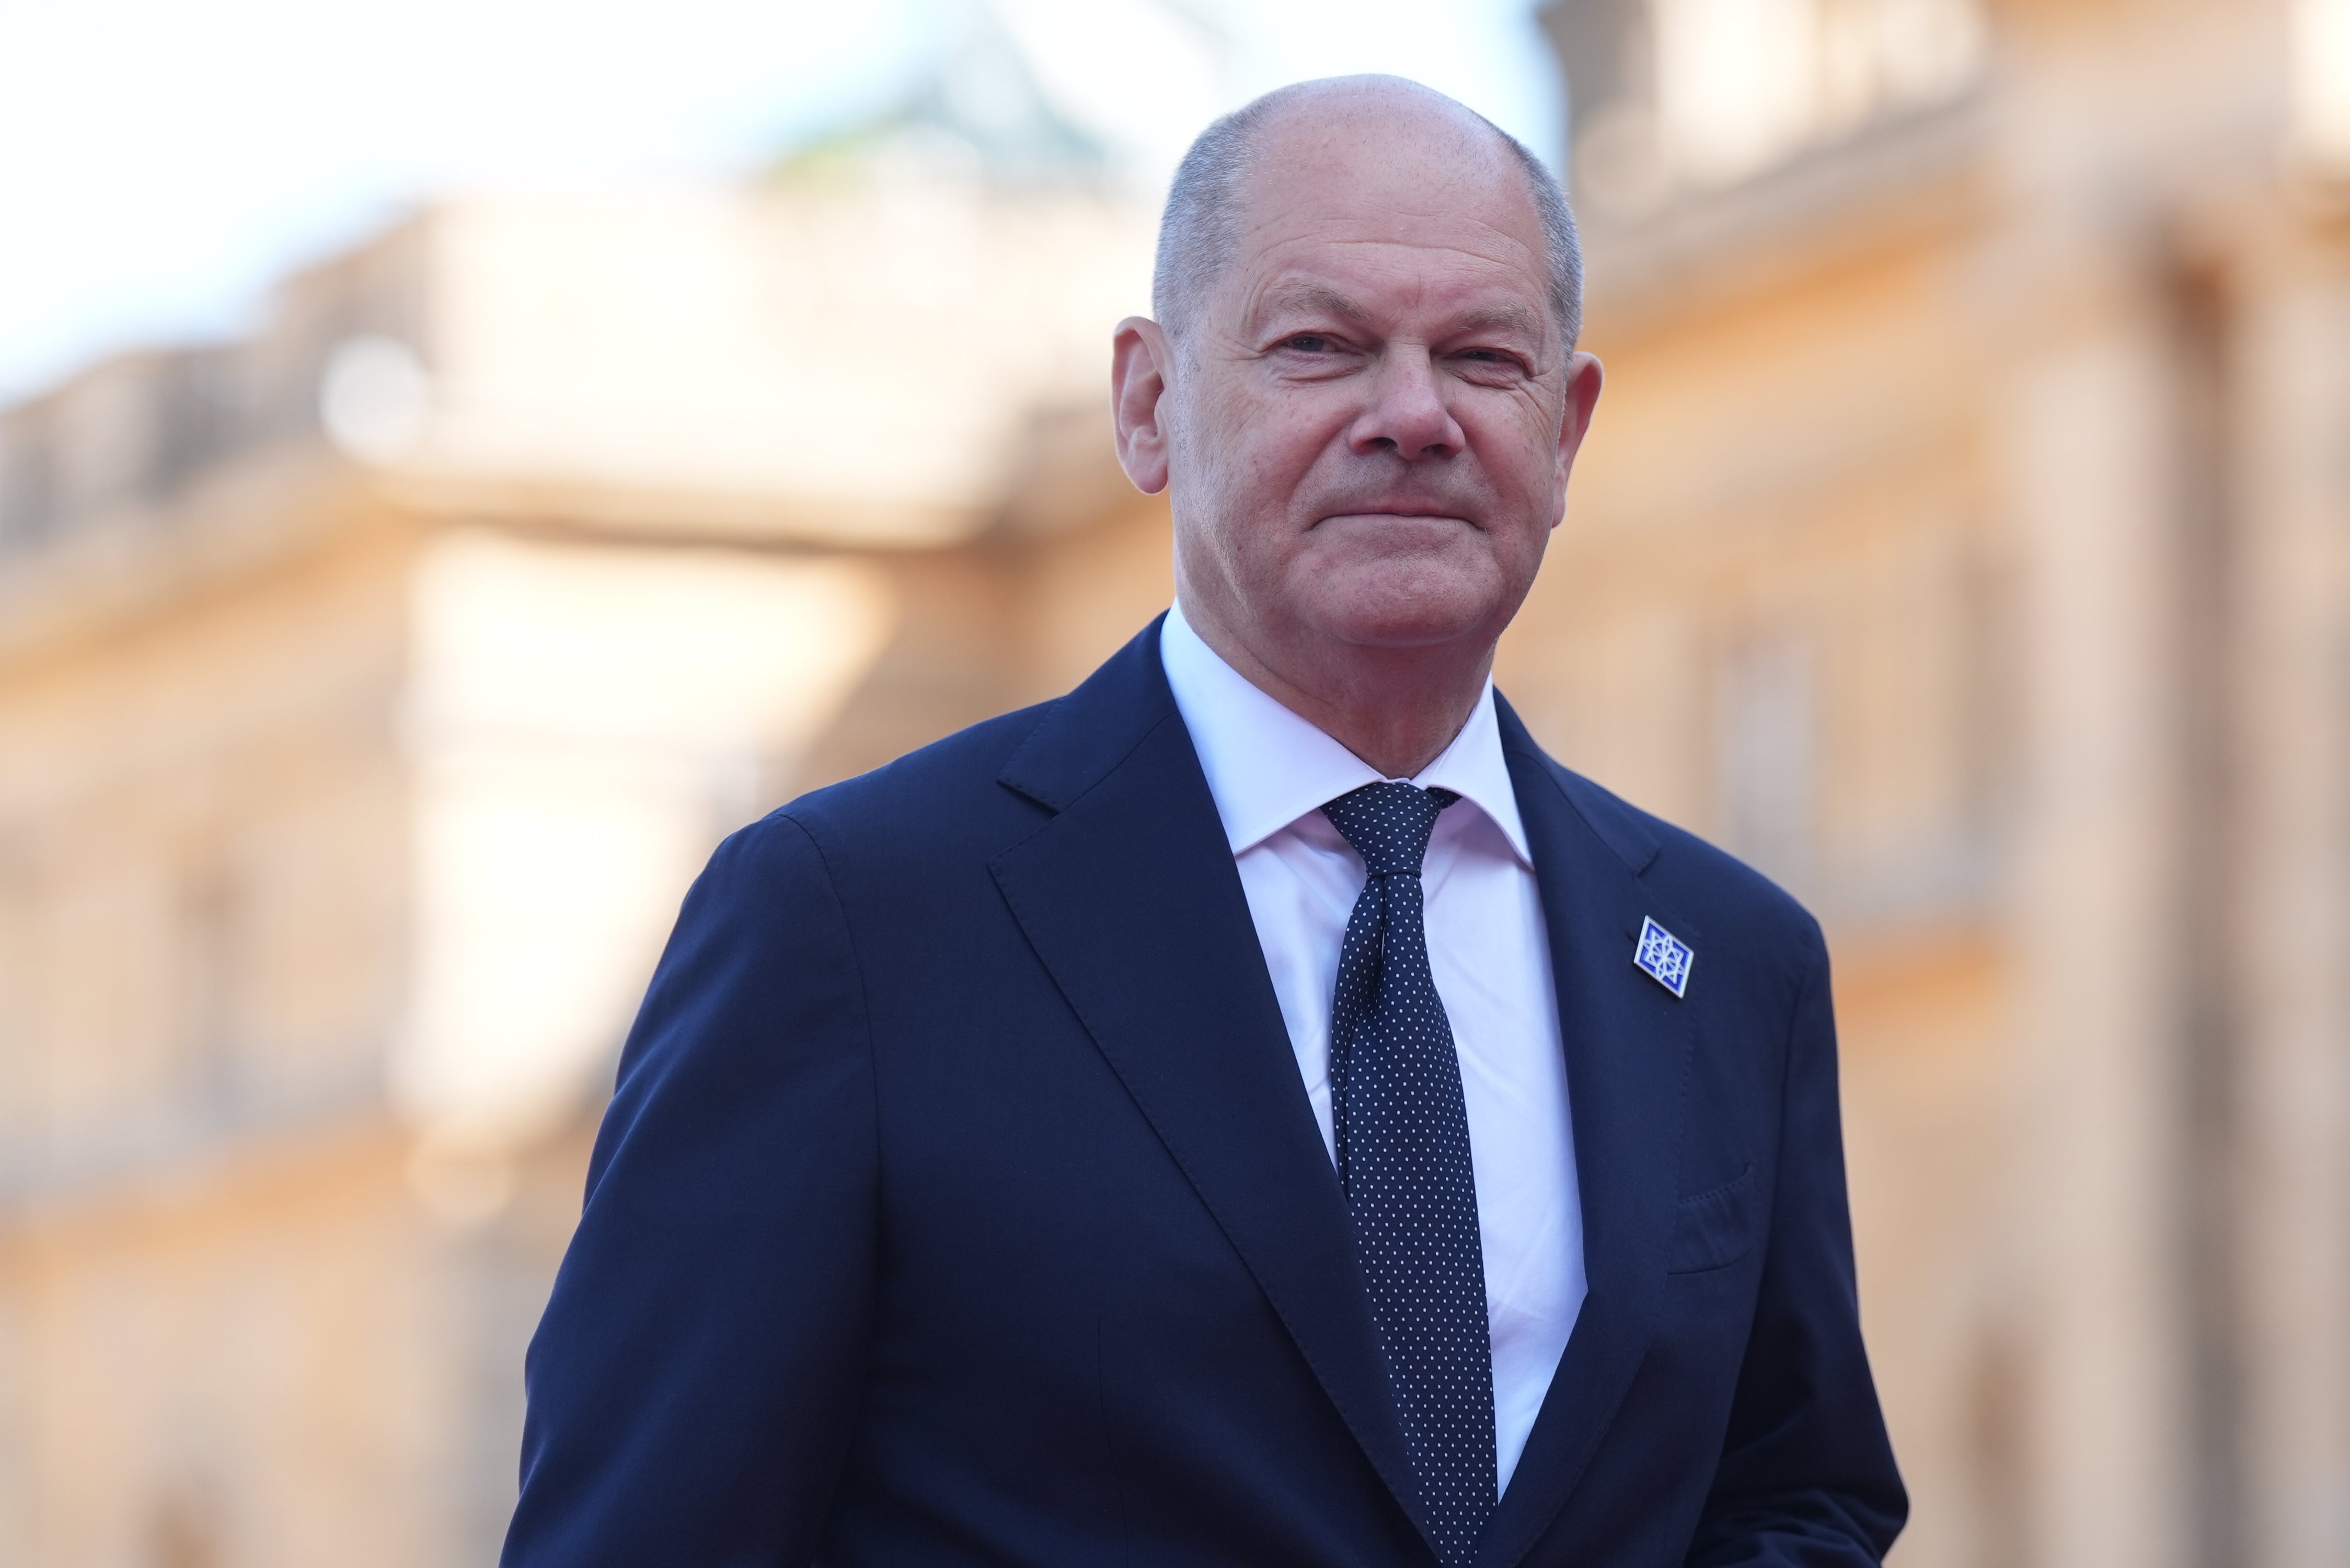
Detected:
[
  {"left": 1480, "top": 697, "right": 1696, "bottom": 1568},
  {"left": 988, "top": 621, "right": 1430, "bottom": 1548}
]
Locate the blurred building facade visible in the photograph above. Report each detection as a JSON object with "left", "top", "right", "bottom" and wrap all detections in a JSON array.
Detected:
[
  {"left": 0, "top": 29, "right": 1177, "bottom": 1565},
  {"left": 1540, "top": 1, "right": 2350, "bottom": 1565},
  {"left": 1, "top": 2, "right": 2347, "bottom": 1565}
]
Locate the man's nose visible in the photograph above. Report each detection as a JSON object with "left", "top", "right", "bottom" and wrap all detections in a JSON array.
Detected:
[{"left": 1346, "top": 348, "right": 1464, "bottom": 460}]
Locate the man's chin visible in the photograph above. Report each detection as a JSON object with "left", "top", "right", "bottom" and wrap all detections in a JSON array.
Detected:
[{"left": 1299, "top": 584, "right": 1499, "bottom": 652}]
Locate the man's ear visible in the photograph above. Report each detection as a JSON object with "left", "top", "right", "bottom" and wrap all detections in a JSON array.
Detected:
[
  {"left": 1550, "top": 350, "right": 1604, "bottom": 525},
  {"left": 1112, "top": 316, "right": 1173, "bottom": 495}
]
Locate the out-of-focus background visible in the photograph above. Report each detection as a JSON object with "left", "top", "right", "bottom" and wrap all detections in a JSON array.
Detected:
[{"left": 3, "top": 0, "right": 2347, "bottom": 1563}]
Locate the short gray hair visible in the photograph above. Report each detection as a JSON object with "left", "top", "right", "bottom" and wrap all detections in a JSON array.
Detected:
[{"left": 1151, "top": 80, "right": 1584, "bottom": 351}]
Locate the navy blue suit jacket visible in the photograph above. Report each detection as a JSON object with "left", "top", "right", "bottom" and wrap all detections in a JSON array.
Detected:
[{"left": 504, "top": 619, "right": 1905, "bottom": 1566}]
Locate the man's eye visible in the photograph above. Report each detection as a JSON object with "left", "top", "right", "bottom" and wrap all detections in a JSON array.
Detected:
[{"left": 1281, "top": 334, "right": 1334, "bottom": 353}]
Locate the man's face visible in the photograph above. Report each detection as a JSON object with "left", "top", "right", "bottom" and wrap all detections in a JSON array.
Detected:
[{"left": 1124, "top": 100, "right": 1602, "bottom": 669}]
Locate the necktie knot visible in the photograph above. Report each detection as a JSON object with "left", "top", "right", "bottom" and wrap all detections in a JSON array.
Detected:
[{"left": 1322, "top": 781, "right": 1459, "bottom": 878}]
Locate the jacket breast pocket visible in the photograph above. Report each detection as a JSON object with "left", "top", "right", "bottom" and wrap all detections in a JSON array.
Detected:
[{"left": 1667, "top": 1163, "right": 1759, "bottom": 1274}]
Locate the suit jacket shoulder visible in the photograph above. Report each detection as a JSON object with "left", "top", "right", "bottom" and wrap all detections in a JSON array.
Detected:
[{"left": 770, "top": 699, "right": 1056, "bottom": 858}]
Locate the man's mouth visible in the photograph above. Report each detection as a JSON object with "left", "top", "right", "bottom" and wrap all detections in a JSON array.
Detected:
[{"left": 1314, "top": 509, "right": 1479, "bottom": 528}]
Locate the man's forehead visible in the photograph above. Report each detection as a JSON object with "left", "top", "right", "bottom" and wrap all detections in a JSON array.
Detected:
[{"left": 1228, "top": 187, "right": 1554, "bottom": 336}]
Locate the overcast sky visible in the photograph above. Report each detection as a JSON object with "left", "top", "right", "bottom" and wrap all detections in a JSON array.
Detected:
[{"left": 0, "top": 0, "right": 1561, "bottom": 401}]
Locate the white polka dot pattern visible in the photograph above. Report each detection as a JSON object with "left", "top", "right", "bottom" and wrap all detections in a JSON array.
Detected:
[{"left": 1322, "top": 780, "right": 1496, "bottom": 1566}]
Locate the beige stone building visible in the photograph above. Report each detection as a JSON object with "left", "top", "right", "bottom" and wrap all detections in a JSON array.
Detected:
[
  {"left": 1, "top": 3, "right": 2346, "bottom": 1564},
  {"left": 1541, "top": 2, "right": 2350, "bottom": 1564}
]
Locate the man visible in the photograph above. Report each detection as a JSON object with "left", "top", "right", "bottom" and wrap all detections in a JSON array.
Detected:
[{"left": 504, "top": 77, "right": 1905, "bottom": 1567}]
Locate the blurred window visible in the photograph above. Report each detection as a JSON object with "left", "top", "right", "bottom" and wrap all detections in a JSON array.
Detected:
[
  {"left": 1715, "top": 626, "right": 1818, "bottom": 892},
  {"left": 179, "top": 858, "right": 243, "bottom": 1120}
]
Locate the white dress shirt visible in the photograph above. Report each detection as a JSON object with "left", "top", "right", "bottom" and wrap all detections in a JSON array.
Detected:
[{"left": 1159, "top": 604, "right": 1586, "bottom": 1495}]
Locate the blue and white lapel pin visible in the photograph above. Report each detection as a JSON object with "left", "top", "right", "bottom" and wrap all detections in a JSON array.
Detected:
[{"left": 1633, "top": 916, "right": 1694, "bottom": 998}]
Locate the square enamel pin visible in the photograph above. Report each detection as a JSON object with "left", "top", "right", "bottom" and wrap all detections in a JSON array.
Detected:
[{"left": 1633, "top": 916, "right": 1694, "bottom": 998}]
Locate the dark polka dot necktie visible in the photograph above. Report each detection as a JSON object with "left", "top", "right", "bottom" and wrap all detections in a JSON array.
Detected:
[{"left": 1322, "top": 780, "right": 1495, "bottom": 1566}]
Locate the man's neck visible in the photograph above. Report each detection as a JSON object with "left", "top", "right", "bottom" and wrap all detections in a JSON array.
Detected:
[{"left": 1177, "top": 598, "right": 1494, "bottom": 780}]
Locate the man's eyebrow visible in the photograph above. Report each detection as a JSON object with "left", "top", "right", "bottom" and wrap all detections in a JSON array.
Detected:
[
  {"left": 1254, "top": 284, "right": 1544, "bottom": 342},
  {"left": 1255, "top": 281, "right": 1372, "bottom": 326},
  {"left": 1448, "top": 302, "right": 1542, "bottom": 339}
]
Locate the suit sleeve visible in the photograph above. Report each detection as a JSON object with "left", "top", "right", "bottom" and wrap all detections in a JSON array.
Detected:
[
  {"left": 502, "top": 813, "right": 878, "bottom": 1567},
  {"left": 1685, "top": 923, "right": 1909, "bottom": 1566}
]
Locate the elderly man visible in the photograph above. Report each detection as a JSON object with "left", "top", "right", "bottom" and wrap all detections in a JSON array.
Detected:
[{"left": 504, "top": 77, "right": 1905, "bottom": 1567}]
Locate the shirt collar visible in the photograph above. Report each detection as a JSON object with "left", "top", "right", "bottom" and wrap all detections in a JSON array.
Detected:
[{"left": 1158, "top": 601, "right": 1532, "bottom": 867}]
